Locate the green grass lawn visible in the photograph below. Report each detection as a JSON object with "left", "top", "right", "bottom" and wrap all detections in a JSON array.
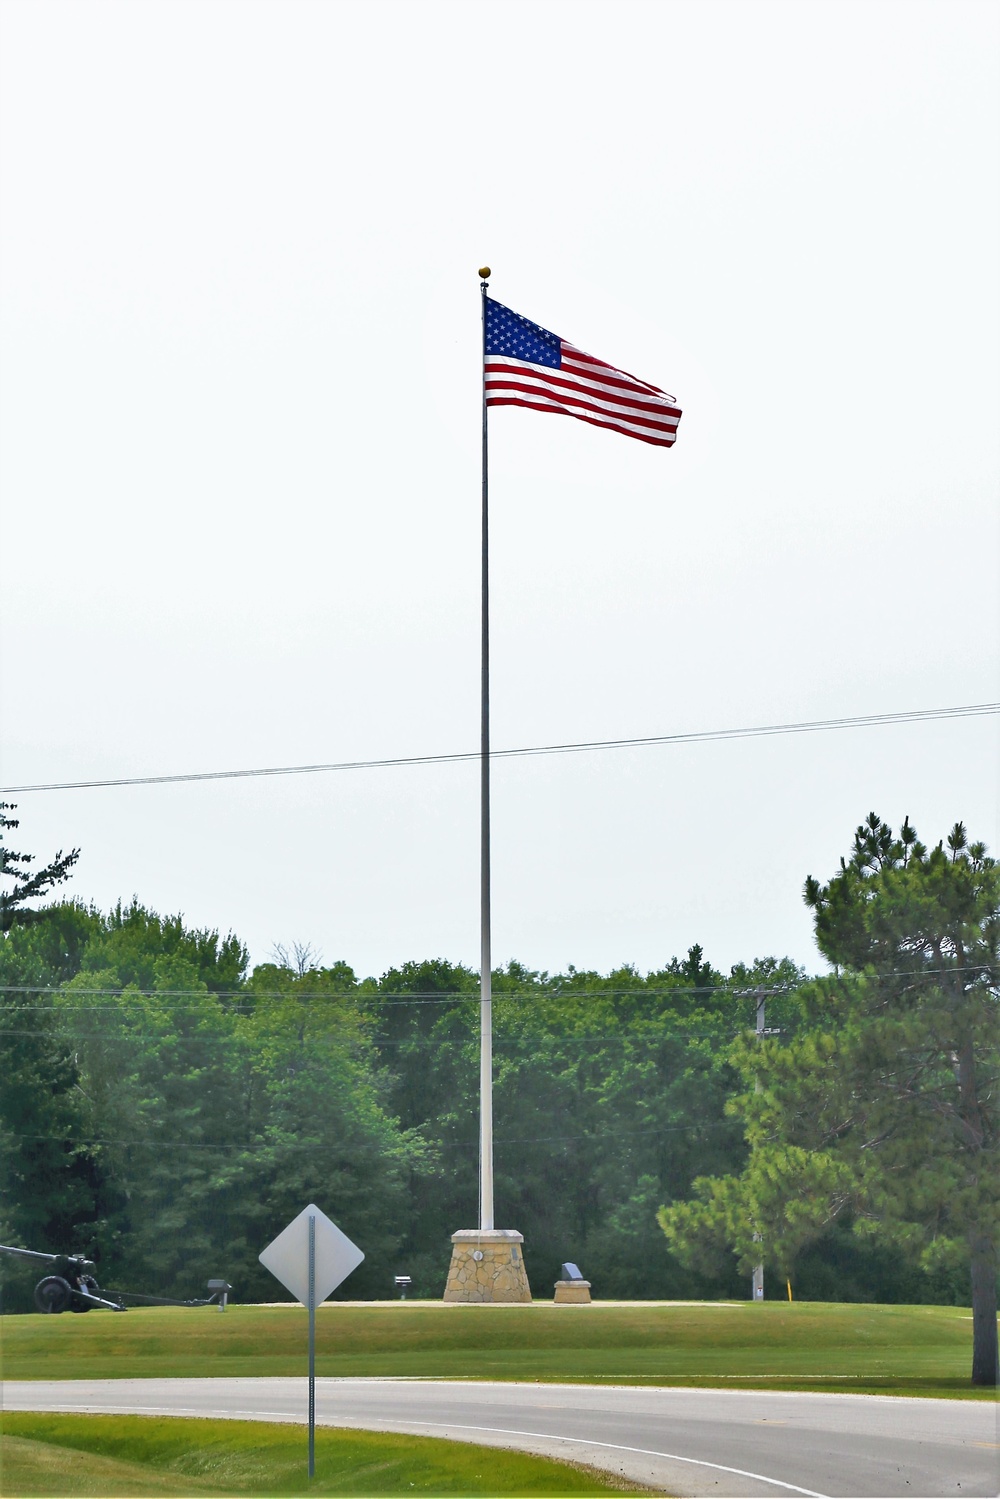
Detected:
[
  {"left": 0, "top": 1300, "right": 991, "bottom": 1398},
  {"left": 0, "top": 1413, "right": 649, "bottom": 1496}
]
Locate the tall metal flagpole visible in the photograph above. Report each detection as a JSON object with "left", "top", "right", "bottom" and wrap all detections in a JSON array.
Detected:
[{"left": 478, "top": 266, "right": 494, "bottom": 1233}]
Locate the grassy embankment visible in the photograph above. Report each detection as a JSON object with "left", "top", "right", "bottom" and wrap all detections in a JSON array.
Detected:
[
  {"left": 1, "top": 1299, "right": 989, "bottom": 1398},
  {"left": 0, "top": 1413, "right": 649, "bottom": 1497}
]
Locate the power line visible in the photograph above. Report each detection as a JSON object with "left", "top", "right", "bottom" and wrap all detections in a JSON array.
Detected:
[
  {"left": 0, "top": 981, "right": 796, "bottom": 1001},
  {"left": 1, "top": 966, "right": 991, "bottom": 1006},
  {"left": 6, "top": 1118, "right": 739, "bottom": 1152},
  {"left": 0, "top": 1026, "right": 745, "bottom": 1044},
  {"left": 2, "top": 701, "right": 995, "bottom": 794}
]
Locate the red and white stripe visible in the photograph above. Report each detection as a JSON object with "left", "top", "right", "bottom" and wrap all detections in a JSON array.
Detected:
[{"left": 485, "top": 343, "right": 681, "bottom": 447}]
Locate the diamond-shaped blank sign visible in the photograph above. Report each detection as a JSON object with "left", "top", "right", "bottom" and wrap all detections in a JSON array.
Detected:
[{"left": 259, "top": 1203, "right": 364, "bottom": 1306}]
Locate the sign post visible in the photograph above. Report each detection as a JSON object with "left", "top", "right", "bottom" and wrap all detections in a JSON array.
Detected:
[
  {"left": 259, "top": 1204, "right": 364, "bottom": 1480},
  {"left": 308, "top": 1214, "right": 316, "bottom": 1476}
]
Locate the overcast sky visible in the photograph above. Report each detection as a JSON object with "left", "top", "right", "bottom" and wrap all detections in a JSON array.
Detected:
[{"left": 1, "top": 0, "right": 997, "bottom": 982}]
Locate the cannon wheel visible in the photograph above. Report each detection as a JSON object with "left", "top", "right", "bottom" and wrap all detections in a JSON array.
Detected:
[{"left": 34, "top": 1275, "right": 72, "bottom": 1314}]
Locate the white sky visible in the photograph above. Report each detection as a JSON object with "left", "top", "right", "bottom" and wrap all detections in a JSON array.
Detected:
[{"left": 1, "top": 0, "right": 997, "bottom": 981}]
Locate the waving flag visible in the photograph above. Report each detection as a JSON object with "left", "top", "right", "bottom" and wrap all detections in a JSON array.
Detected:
[{"left": 484, "top": 298, "right": 681, "bottom": 448}]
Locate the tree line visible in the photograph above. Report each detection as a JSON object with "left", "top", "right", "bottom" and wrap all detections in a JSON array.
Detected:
[{"left": 1, "top": 805, "right": 996, "bottom": 1381}]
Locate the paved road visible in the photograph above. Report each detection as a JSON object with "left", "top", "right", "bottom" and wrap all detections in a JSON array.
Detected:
[{"left": 4, "top": 1379, "right": 997, "bottom": 1498}]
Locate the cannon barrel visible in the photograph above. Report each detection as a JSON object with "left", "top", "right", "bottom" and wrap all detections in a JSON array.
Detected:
[
  {"left": 1, "top": 1243, "right": 59, "bottom": 1265},
  {"left": 1, "top": 1244, "right": 95, "bottom": 1272}
]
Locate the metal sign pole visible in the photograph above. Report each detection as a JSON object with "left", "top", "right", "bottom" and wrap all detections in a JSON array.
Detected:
[
  {"left": 308, "top": 1213, "right": 316, "bottom": 1478},
  {"left": 258, "top": 1203, "right": 364, "bottom": 1480}
]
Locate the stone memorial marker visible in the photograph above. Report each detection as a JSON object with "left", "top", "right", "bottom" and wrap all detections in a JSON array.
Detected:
[{"left": 554, "top": 1260, "right": 591, "bottom": 1304}]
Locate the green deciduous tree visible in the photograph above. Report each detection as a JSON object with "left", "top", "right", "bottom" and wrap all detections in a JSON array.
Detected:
[
  {"left": 0, "top": 893, "right": 98, "bottom": 1308},
  {"left": 358, "top": 951, "right": 757, "bottom": 1297},
  {"left": 659, "top": 814, "right": 1000, "bottom": 1386},
  {"left": 238, "top": 961, "right": 429, "bottom": 1299}
]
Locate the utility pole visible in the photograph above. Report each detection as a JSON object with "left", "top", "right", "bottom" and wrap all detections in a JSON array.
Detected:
[{"left": 752, "top": 991, "right": 765, "bottom": 1301}]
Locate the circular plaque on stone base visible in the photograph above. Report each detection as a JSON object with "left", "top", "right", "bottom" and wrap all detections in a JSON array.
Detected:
[{"left": 443, "top": 1229, "right": 532, "bottom": 1302}]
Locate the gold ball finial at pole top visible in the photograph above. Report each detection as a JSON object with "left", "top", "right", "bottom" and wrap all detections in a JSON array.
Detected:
[{"left": 478, "top": 266, "right": 491, "bottom": 279}]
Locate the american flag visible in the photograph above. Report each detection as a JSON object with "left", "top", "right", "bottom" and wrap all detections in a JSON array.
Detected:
[{"left": 484, "top": 298, "right": 681, "bottom": 448}]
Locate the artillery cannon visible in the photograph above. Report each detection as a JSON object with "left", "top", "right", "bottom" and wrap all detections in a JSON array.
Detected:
[{"left": 0, "top": 1243, "right": 231, "bottom": 1314}]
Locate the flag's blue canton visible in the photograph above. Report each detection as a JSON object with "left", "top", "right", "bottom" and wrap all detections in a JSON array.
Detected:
[{"left": 484, "top": 299, "right": 561, "bottom": 368}]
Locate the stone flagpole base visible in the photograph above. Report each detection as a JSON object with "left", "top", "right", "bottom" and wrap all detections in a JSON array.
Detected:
[{"left": 443, "top": 1229, "right": 531, "bottom": 1302}]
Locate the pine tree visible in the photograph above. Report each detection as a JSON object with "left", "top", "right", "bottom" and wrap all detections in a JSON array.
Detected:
[
  {"left": 1, "top": 803, "right": 80, "bottom": 931},
  {"left": 660, "top": 815, "right": 999, "bottom": 1386}
]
